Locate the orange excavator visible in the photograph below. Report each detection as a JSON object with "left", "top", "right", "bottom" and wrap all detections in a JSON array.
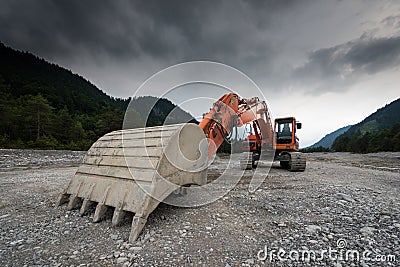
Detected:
[
  {"left": 198, "top": 93, "right": 305, "bottom": 171},
  {"left": 242, "top": 117, "right": 306, "bottom": 171}
]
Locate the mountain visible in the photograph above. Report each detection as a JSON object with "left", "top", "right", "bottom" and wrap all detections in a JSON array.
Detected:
[
  {"left": 332, "top": 98, "right": 400, "bottom": 153},
  {"left": 307, "top": 125, "right": 352, "bottom": 149},
  {"left": 0, "top": 42, "right": 195, "bottom": 150},
  {"left": 340, "top": 98, "right": 400, "bottom": 137},
  {"left": 0, "top": 42, "right": 128, "bottom": 112}
]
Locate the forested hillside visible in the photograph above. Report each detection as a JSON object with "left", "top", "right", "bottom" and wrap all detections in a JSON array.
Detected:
[
  {"left": 332, "top": 98, "right": 400, "bottom": 153},
  {"left": 0, "top": 42, "right": 195, "bottom": 150}
]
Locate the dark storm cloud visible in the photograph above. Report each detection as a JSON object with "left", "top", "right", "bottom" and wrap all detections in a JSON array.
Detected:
[
  {"left": 0, "top": 0, "right": 304, "bottom": 66},
  {"left": 0, "top": 0, "right": 280, "bottom": 58},
  {"left": 346, "top": 36, "right": 400, "bottom": 73},
  {"left": 291, "top": 35, "right": 400, "bottom": 93},
  {"left": 382, "top": 15, "right": 400, "bottom": 28},
  {"left": 1, "top": 0, "right": 399, "bottom": 98},
  {"left": 0, "top": 1, "right": 147, "bottom": 59}
]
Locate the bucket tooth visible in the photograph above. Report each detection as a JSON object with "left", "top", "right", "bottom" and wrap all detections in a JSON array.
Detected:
[
  {"left": 112, "top": 209, "right": 126, "bottom": 226},
  {"left": 79, "top": 199, "right": 93, "bottom": 216},
  {"left": 112, "top": 191, "right": 127, "bottom": 226},
  {"left": 79, "top": 183, "right": 95, "bottom": 216},
  {"left": 129, "top": 215, "right": 148, "bottom": 243},
  {"left": 93, "top": 186, "right": 111, "bottom": 222},
  {"left": 56, "top": 193, "right": 69, "bottom": 206},
  {"left": 67, "top": 195, "right": 81, "bottom": 210},
  {"left": 93, "top": 203, "right": 108, "bottom": 223},
  {"left": 66, "top": 181, "right": 83, "bottom": 210}
]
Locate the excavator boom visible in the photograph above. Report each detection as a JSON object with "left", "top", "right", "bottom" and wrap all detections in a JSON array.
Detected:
[{"left": 199, "top": 93, "right": 274, "bottom": 157}]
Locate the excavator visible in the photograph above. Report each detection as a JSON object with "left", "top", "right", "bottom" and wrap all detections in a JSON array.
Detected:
[
  {"left": 57, "top": 93, "right": 305, "bottom": 242},
  {"left": 241, "top": 117, "right": 306, "bottom": 171}
]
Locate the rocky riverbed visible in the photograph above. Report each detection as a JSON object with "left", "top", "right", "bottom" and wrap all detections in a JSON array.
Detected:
[{"left": 0, "top": 149, "right": 399, "bottom": 266}]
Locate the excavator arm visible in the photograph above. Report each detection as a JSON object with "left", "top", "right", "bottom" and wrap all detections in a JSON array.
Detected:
[{"left": 198, "top": 93, "right": 274, "bottom": 157}]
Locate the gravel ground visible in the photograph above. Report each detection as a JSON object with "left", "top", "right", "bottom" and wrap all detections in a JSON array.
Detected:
[
  {"left": 0, "top": 149, "right": 399, "bottom": 266},
  {"left": 0, "top": 149, "right": 85, "bottom": 170}
]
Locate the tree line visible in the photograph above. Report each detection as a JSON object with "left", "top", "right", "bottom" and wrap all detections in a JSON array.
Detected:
[
  {"left": 0, "top": 92, "right": 134, "bottom": 150},
  {"left": 0, "top": 92, "right": 193, "bottom": 150},
  {"left": 332, "top": 123, "right": 400, "bottom": 153}
]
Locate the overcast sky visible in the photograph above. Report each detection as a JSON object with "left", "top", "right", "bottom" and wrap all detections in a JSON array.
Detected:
[{"left": 1, "top": 0, "right": 400, "bottom": 146}]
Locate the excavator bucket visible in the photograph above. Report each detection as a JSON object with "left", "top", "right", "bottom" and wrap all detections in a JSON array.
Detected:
[{"left": 57, "top": 123, "right": 208, "bottom": 242}]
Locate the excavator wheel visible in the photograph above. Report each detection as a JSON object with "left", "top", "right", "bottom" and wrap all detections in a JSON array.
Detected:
[{"left": 57, "top": 123, "right": 208, "bottom": 243}]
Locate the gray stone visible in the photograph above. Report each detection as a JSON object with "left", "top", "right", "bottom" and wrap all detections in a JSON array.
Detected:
[
  {"left": 306, "top": 225, "right": 321, "bottom": 233},
  {"left": 335, "top": 193, "right": 355, "bottom": 202},
  {"left": 360, "top": 227, "right": 376, "bottom": 235},
  {"left": 116, "top": 257, "right": 128, "bottom": 264}
]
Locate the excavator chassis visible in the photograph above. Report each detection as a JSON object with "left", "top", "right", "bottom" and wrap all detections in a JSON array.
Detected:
[{"left": 57, "top": 123, "right": 208, "bottom": 242}]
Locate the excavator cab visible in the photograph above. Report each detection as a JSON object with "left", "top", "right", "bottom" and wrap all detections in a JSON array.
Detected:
[{"left": 274, "top": 117, "right": 300, "bottom": 151}]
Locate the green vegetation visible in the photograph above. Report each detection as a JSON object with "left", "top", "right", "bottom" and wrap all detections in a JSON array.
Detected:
[
  {"left": 342, "top": 98, "right": 400, "bottom": 137},
  {"left": 0, "top": 42, "right": 194, "bottom": 150},
  {"left": 332, "top": 123, "right": 400, "bottom": 153},
  {"left": 0, "top": 90, "right": 125, "bottom": 150},
  {"left": 331, "top": 98, "right": 400, "bottom": 153}
]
